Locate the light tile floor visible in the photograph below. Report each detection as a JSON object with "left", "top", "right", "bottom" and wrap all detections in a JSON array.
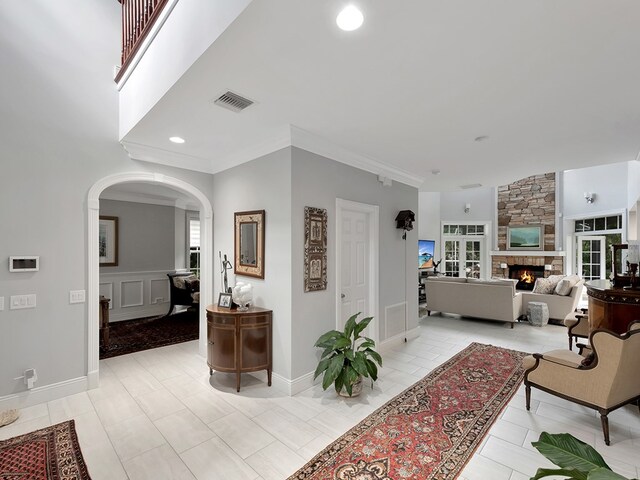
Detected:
[{"left": 2, "top": 315, "right": 639, "bottom": 479}]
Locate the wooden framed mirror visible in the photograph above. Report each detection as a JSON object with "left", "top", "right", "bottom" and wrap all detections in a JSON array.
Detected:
[{"left": 234, "top": 210, "right": 265, "bottom": 278}]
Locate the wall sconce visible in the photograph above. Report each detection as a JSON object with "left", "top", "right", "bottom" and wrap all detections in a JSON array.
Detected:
[
  {"left": 584, "top": 192, "right": 595, "bottom": 204},
  {"left": 464, "top": 203, "right": 471, "bottom": 214}
]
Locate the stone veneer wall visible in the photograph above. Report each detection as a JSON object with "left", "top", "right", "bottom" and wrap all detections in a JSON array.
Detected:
[{"left": 492, "top": 173, "right": 564, "bottom": 277}]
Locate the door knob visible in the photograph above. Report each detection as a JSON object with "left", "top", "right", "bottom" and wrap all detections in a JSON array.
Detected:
[{"left": 341, "top": 293, "right": 346, "bottom": 299}]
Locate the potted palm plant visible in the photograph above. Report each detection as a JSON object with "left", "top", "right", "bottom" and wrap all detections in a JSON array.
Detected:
[{"left": 313, "top": 312, "right": 383, "bottom": 397}]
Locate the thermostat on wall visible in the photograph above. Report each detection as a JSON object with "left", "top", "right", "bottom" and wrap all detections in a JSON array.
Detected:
[{"left": 9, "top": 256, "right": 39, "bottom": 272}]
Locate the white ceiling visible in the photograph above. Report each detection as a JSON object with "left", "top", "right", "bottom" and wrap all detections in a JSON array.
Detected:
[{"left": 121, "top": 0, "right": 640, "bottom": 191}]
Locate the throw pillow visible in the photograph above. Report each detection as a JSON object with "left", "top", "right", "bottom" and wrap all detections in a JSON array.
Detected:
[
  {"left": 532, "top": 275, "right": 564, "bottom": 294},
  {"left": 554, "top": 274, "right": 580, "bottom": 296},
  {"left": 185, "top": 278, "right": 200, "bottom": 292}
]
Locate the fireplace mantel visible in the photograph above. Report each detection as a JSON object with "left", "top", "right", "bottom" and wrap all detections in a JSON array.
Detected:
[{"left": 490, "top": 250, "right": 566, "bottom": 257}]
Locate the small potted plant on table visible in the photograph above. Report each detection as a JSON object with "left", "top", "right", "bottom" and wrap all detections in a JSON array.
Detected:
[{"left": 313, "top": 312, "right": 383, "bottom": 397}]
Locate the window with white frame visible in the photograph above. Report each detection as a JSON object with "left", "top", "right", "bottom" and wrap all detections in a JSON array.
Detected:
[
  {"left": 573, "top": 214, "right": 623, "bottom": 280},
  {"left": 187, "top": 212, "right": 200, "bottom": 277}
]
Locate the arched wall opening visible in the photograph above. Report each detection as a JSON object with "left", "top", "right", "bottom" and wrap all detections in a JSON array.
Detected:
[{"left": 87, "top": 172, "right": 213, "bottom": 387}]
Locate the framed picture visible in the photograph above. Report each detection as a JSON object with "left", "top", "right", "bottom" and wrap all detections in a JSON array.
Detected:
[
  {"left": 304, "top": 207, "right": 327, "bottom": 292},
  {"left": 234, "top": 210, "right": 265, "bottom": 279},
  {"left": 99, "top": 216, "right": 119, "bottom": 266},
  {"left": 507, "top": 225, "right": 543, "bottom": 250},
  {"left": 218, "top": 292, "right": 233, "bottom": 309}
]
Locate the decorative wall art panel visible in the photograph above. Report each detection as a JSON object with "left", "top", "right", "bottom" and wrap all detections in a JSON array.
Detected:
[{"left": 304, "top": 207, "right": 327, "bottom": 292}]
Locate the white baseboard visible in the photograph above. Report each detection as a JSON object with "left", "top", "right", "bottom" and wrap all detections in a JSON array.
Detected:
[
  {"left": 271, "top": 370, "right": 317, "bottom": 396},
  {"left": 379, "top": 326, "right": 421, "bottom": 351},
  {"left": 0, "top": 376, "right": 88, "bottom": 410}
]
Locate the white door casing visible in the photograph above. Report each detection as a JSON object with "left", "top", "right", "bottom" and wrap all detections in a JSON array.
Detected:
[
  {"left": 335, "top": 199, "right": 379, "bottom": 344},
  {"left": 87, "top": 172, "right": 213, "bottom": 388}
]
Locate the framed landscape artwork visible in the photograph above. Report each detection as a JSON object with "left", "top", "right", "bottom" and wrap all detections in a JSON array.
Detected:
[
  {"left": 507, "top": 225, "right": 542, "bottom": 250},
  {"left": 304, "top": 207, "right": 327, "bottom": 292},
  {"left": 99, "top": 216, "right": 119, "bottom": 266}
]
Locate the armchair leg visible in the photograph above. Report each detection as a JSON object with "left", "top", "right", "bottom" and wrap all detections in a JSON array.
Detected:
[
  {"left": 599, "top": 410, "right": 610, "bottom": 446},
  {"left": 569, "top": 335, "right": 573, "bottom": 351},
  {"left": 525, "top": 385, "right": 531, "bottom": 411}
]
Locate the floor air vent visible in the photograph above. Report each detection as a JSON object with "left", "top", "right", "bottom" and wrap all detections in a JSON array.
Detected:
[{"left": 213, "top": 91, "right": 254, "bottom": 112}]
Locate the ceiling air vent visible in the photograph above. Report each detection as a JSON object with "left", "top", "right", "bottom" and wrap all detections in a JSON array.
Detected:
[
  {"left": 213, "top": 91, "right": 254, "bottom": 113},
  {"left": 460, "top": 183, "right": 483, "bottom": 189}
]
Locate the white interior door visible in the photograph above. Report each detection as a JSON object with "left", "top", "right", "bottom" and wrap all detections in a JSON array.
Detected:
[
  {"left": 577, "top": 235, "right": 606, "bottom": 280},
  {"left": 336, "top": 200, "right": 378, "bottom": 343}
]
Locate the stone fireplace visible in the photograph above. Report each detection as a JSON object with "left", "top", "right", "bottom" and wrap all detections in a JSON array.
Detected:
[{"left": 491, "top": 172, "right": 565, "bottom": 281}]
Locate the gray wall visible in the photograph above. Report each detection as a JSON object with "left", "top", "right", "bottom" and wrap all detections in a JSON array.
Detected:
[
  {"left": 99, "top": 200, "right": 176, "bottom": 273},
  {"left": 0, "top": 0, "right": 215, "bottom": 397},
  {"left": 212, "top": 148, "right": 293, "bottom": 380},
  {"left": 291, "top": 148, "right": 419, "bottom": 380},
  {"left": 175, "top": 208, "right": 187, "bottom": 271}
]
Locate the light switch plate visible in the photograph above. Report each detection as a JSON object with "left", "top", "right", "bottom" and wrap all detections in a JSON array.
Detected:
[
  {"left": 10, "top": 294, "right": 36, "bottom": 310},
  {"left": 69, "top": 290, "right": 86, "bottom": 304}
]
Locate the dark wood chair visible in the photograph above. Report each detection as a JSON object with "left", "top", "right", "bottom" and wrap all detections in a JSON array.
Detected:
[{"left": 167, "top": 272, "right": 199, "bottom": 316}]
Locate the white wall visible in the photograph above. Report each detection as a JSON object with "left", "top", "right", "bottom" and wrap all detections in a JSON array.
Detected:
[
  {"left": 212, "top": 148, "right": 293, "bottom": 380},
  {"left": 440, "top": 187, "right": 495, "bottom": 223},
  {"left": 418, "top": 192, "right": 441, "bottom": 255},
  {"left": 562, "top": 162, "right": 628, "bottom": 218},
  {"left": 0, "top": 0, "right": 215, "bottom": 399},
  {"left": 291, "top": 148, "right": 419, "bottom": 380}
]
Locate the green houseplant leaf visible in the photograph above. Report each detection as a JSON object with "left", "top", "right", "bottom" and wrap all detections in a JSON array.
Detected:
[
  {"left": 529, "top": 433, "right": 634, "bottom": 480},
  {"left": 313, "top": 312, "right": 383, "bottom": 397},
  {"left": 531, "top": 432, "right": 610, "bottom": 473}
]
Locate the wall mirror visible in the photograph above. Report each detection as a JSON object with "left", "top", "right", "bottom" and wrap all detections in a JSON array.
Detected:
[{"left": 234, "top": 210, "right": 265, "bottom": 278}]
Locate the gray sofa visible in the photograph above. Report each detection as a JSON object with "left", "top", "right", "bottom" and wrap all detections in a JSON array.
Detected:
[{"left": 425, "top": 276, "right": 584, "bottom": 325}]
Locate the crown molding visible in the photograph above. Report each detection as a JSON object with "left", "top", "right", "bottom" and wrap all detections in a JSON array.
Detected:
[
  {"left": 121, "top": 141, "right": 215, "bottom": 174},
  {"left": 290, "top": 126, "right": 424, "bottom": 189}
]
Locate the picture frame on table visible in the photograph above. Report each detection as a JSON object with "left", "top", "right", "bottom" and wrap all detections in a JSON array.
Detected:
[{"left": 218, "top": 292, "right": 233, "bottom": 309}]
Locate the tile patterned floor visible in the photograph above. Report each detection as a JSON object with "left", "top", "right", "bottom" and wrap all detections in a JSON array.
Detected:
[{"left": 1, "top": 314, "right": 639, "bottom": 479}]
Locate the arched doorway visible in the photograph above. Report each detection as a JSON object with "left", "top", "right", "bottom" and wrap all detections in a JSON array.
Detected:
[{"left": 87, "top": 172, "right": 213, "bottom": 388}]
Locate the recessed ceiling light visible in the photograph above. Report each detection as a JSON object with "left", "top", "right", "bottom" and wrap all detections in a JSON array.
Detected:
[
  {"left": 336, "top": 5, "right": 364, "bottom": 31},
  {"left": 169, "top": 136, "right": 185, "bottom": 144}
]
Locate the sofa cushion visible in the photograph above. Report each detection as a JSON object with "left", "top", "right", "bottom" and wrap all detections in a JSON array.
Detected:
[
  {"left": 555, "top": 274, "right": 581, "bottom": 296},
  {"left": 532, "top": 275, "right": 564, "bottom": 294}
]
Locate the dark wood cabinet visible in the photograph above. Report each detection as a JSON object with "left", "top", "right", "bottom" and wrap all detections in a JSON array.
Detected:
[
  {"left": 206, "top": 305, "right": 272, "bottom": 392},
  {"left": 586, "top": 279, "right": 640, "bottom": 334}
]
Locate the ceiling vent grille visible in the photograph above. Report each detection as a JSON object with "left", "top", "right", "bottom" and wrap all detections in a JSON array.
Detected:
[
  {"left": 213, "top": 91, "right": 254, "bottom": 112},
  {"left": 460, "top": 183, "right": 483, "bottom": 189}
]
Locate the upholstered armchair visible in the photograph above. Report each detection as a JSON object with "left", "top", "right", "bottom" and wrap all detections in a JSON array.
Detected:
[
  {"left": 523, "top": 321, "right": 640, "bottom": 445},
  {"left": 564, "top": 309, "right": 590, "bottom": 350},
  {"left": 166, "top": 272, "right": 200, "bottom": 316}
]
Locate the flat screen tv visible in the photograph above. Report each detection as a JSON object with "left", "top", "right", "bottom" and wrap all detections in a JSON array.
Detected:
[{"left": 419, "top": 239, "right": 435, "bottom": 269}]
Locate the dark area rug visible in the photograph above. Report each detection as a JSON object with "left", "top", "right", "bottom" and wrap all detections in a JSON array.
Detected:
[
  {"left": 288, "top": 342, "right": 527, "bottom": 480},
  {"left": 0, "top": 420, "right": 91, "bottom": 479},
  {"left": 100, "top": 310, "right": 199, "bottom": 359}
]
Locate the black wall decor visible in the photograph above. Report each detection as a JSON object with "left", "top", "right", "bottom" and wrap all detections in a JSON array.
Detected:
[{"left": 395, "top": 210, "right": 415, "bottom": 240}]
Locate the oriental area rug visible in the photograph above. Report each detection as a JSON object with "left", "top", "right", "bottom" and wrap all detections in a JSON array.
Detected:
[
  {"left": 100, "top": 310, "right": 198, "bottom": 359},
  {"left": 289, "top": 342, "right": 527, "bottom": 480},
  {"left": 0, "top": 420, "right": 91, "bottom": 479}
]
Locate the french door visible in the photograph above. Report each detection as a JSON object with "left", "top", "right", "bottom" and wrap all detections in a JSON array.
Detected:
[
  {"left": 577, "top": 236, "right": 605, "bottom": 280},
  {"left": 444, "top": 239, "right": 484, "bottom": 278}
]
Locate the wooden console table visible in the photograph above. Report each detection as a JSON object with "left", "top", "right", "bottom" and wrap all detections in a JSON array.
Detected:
[
  {"left": 585, "top": 279, "right": 640, "bottom": 334},
  {"left": 206, "top": 305, "right": 272, "bottom": 392}
]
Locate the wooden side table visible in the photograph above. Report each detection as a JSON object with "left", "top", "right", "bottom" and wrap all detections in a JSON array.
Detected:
[
  {"left": 99, "top": 296, "right": 110, "bottom": 348},
  {"left": 206, "top": 305, "right": 272, "bottom": 392}
]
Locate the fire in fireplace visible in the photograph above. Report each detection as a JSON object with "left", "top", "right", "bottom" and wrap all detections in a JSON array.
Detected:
[{"left": 509, "top": 264, "right": 545, "bottom": 291}]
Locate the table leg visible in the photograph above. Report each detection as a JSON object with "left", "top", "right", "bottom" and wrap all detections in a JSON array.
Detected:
[
  {"left": 267, "top": 369, "right": 272, "bottom": 387},
  {"left": 236, "top": 373, "right": 241, "bottom": 392}
]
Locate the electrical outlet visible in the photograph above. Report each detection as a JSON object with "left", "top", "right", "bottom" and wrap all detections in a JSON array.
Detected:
[
  {"left": 69, "top": 290, "right": 86, "bottom": 304},
  {"left": 153, "top": 297, "right": 164, "bottom": 304}
]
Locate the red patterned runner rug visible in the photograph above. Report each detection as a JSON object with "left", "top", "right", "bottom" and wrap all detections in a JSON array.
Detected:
[
  {"left": 0, "top": 420, "right": 92, "bottom": 480},
  {"left": 289, "top": 342, "right": 527, "bottom": 480}
]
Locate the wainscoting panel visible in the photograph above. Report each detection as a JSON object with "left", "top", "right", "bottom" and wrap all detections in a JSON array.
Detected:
[
  {"left": 99, "top": 270, "right": 171, "bottom": 322},
  {"left": 121, "top": 280, "right": 144, "bottom": 308},
  {"left": 385, "top": 301, "right": 407, "bottom": 340}
]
